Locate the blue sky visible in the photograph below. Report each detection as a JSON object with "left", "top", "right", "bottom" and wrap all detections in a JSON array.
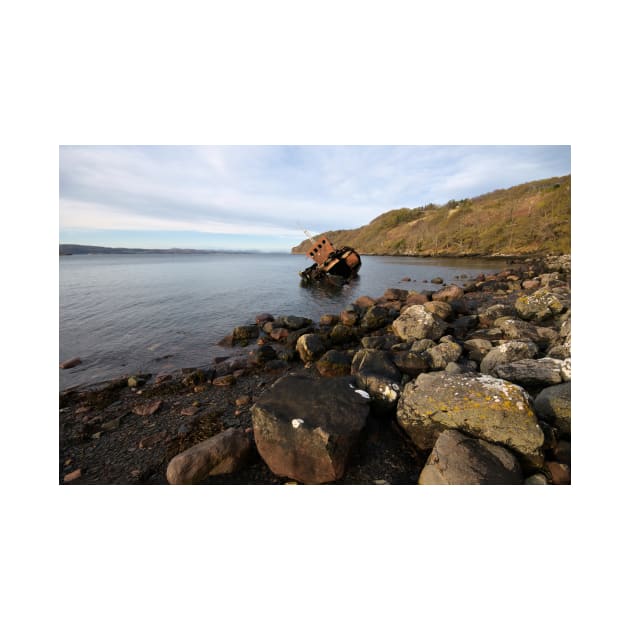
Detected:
[{"left": 59, "top": 145, "right": 570, "bottom": 252}]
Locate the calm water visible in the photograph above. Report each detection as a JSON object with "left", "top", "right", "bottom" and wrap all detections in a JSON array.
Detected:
[{"left": 59, "top": 253, "right": 502, "bottom": 389}]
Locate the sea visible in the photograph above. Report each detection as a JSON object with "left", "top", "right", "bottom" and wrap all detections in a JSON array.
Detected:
[{"left": 59, "top": 253, "right": 503, "bottom": 390}]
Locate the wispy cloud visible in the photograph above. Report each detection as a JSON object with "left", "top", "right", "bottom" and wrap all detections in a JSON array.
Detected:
[{"left": 59, "top": 145, "right": 570, "bottom": 250}]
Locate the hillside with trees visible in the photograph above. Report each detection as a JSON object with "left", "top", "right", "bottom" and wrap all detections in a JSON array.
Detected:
[{"left": 292, "top": 175, "right": 570, "bottom": 257}]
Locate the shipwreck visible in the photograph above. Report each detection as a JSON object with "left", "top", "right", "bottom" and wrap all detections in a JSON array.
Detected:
[{"left": 299, "top": 234, "right": 362, "bottom": 284}]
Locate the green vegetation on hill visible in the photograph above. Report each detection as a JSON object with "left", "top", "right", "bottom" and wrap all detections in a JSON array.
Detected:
[{"left": 292, "top": 175, "right": 571, "bottom": 257}]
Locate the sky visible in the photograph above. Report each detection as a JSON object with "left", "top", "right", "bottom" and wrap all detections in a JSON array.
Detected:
[{"left": 59, "top": 145, "right": 570, "bottom": 252}]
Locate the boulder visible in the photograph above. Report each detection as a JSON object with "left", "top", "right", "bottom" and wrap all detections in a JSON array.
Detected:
[
  {"left": 315, "top": 350, "right": 352, "bottom": 377},
  {"left": 397, "top": 372, "right": 544, "bottom": 465},
  {"left": 383, "top": 287, "right": 409, "bottom": 301},
  {"left": 463, "top": 338, "right": 493, "bottom": 363},
  {"left": 354, "top": 295, "right": 377, "bottom": 309},
  {"left": 392, "top": 304, "right": 448, "bottom": 341},
  {"left": 340, "top": 308, "right": 359, "bottom": 327},
  {"left": 515, "top": 288, "right": 565, "bottom": 322},
  {"left": 319, "top": 313, "right": 339, "bottom": 326},
  {"left": 330, "top": 324, "right": 358, "bottom": 345},
  {"left": 494, "top": 357, "right": 563, "bottom": 389},
  {"left": 361, "top": 333, "right": 399, "bottom": 350},
  {"left": 232, "top": 324, "right": 259, "bottom": 342},
  {"left": 166, "top": 428, "right": 254, "bottom": 484},
  {"left": 269, "top": 327, "right": 289, "bottom": 341},
  {"left": 418, "top": 429, "right": 523, "bottom": 485},
  {"left": 248, "top": 344, "right": 278, "bottom": 366},
  {"left": 497, "top": 318, "right": 554, "bottom": 347},
  {"left": 278, "top": 316, "right": 313, "bottom": 330},
  {"left": 405, "top": 292, "right": 430, "bottom": 306},
  {"left": 391, "top": 351, "right": 431, "bottom": 376},
  {"left": 431, "top": 284, "right": 464, "bottom": 302},
  {"left": 351, "top": 349, "right": 402, "bottom": 411},
  {"left": 255, "top": 313, "right": 274, "bottom": 325},
  {"left": 251, "top": 375, "right": 369, "bottom": 483},
  {"left": 296, "top": 333, "right": 326, "bottom": 363},
  {"left": 534, "top": 382, "right": 571, "bottom": 436}
]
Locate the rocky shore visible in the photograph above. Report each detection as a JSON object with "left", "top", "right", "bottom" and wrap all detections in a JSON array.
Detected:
[{"left": 59, "top": 254, "right": 571, "bottom": 485}]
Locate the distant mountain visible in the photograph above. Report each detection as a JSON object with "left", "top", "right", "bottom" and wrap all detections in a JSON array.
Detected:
[
  {"left": 292, "top": 175, "right": 571, "bottom": 257},
  {"left": 59, "top": 244, "right": 258, "bottom": 255}
]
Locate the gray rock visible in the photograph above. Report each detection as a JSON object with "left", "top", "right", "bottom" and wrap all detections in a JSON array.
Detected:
[
  {"left": 418, "top": 429, "right": 523, "bottom": 485},
  {"left": 397, "top": 372, "right": 544, "bottom": 465},
  {"left": 515, "top": 288, "right": 566, "bottom": 322},
  {"left": 494, "top": 358, "right": 564, "bottom": 388},
  {"left": 480, "top": 340, "right": 538, "bottom": 375},
  {"left": 534, "top": 382, "right": 571, "bottom": 436},
  {"left": 423, "top": 301, "right": 453, "bottom": 321},
  {"left": 463, "top": 338, "right": 493, "bottom": 362},
  {"left": 361, "top": 305, "right": 391, "bottom": 331},
  {"left": 251, "top": 375, "right": 369, "bottom": 484},
  {"left": 166, "top": 428, "right": 254, "bottom": 484},
  {"left": 392, "top": 304, "right": 448, "bottom": 341}
]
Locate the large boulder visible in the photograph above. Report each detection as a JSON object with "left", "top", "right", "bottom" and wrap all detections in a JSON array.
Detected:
[
  {"left": 251, "top": 375, "right": 369, "bottom": 483},
  {"left": 418, "top": 429, "right": 523, "bottom": 485},
  {"left": 315, "top": 350, "right": 352, "bottom": 377},
  {"left": 431, "top": 284, "right": 465, "bottom": 303},
  {"left": 296, "top": 333, "right": 326, "bottom": 363},
  {"left": 397, "top": 372, "right": 544, "bottom": 465},
  {"left": 480, "top": 340, "right": 538, "bottom": 375},
  {"left": 166, "top": 428, "right": 254, "bottom": 484},
  {"left": 534, "top": 382, "right": 571, "bottom": 436},
  {"left": 426, "top": 340, "right": 463, "bottom": 370},
  {"left": 392, "top": 304, "right": 448, "bottom": 341},
  {"left": 351, "top": 349, "right": 402, "bottom": 411},
  {"left": 494, "top": 358, "right": 563, "bottom": 389},
  {"left": 361, "top": 305, "right": 391, "bottom": 331}
]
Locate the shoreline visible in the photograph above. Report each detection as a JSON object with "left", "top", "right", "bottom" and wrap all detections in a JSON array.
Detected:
[{"left": 60, "top": 255, "right": 571, "bottom": 485}]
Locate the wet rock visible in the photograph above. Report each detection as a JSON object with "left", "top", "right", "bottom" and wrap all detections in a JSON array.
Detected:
[
  {"left": 269, "top": 327, "right": 290, "bottom": 341},
  {"left": 213, "top": 374, "right": 235, "bottom": 387},
  {"left": 296, "top": 333, "right": 326, "bottom": 363},
  {"left": 392, "top": 304, "right": 448, "bottom": 341},
  {"left": 426, "top": 340, "right": 463, "bottom": 370},
  {"left": 361, "top": 305, "right": 391, "bottom": 331},
  {"left": 546, "top": 461, "right": 571, "bottom": 485},
  {"left": 480, "top": 340, "right": 538, "bottom": 375},
  {"left": 397, "top": 372, "right": 544, "bottom": 465},
  {"left": 431, "top": 277, "right": 444, "bottom": 284},
  {"left": 232, "top": 324, "right": 259, "bottom": 342},
  {"left": 255, "top": 313, "right": 274, "bottom": 325},
  {"left": 418, "top": 429, "right": 523, "bottom": 485},
  {"left": 340, "top": 307, "right": 359, "bottom": 327},
  {"left": 251, "top": 375, "right": 369, "bottom": 484},
  {"left": 315, "top": 350, "right": 352, "bottom": 377},
  {"left": 132, "top": 400, "right": 163, "bottom": 416},
  {"left": 278, "top": 315, "right": 313, "bottom": 330},
  {"left": 432, "top": 284, "right": 465, "bottom": 302},
  {"left": 286, "top": 326, "right": 315, "bottom": 349},
  {"left": 127, "top": 374, "right": 149, "bottom": 388},
  {"left": 423, "top": 301, "right": 453, "bottom": 321},
  {"left": 60, "top": 357, "right": 82, "bottom": 369},
  {"left": 494, "top": 358, "right": 563, "bottom": 389},
  {"left": 182, "top": 369, "right": 208, "bottom": 387},
  {"left": 166, "top": 428, "right": 254, "bottom": 484},
  {"left": 214, "top": 356, "right": 249, "bottom": 377},
  {"left": 351, "top": 349, "right": 402, "bottom": 411},
  {"left": 155, "top": 373, "right": 173, "bottom": 384},
  {"left": 534, "top": 382, "right": 571, "bottom": 436}
]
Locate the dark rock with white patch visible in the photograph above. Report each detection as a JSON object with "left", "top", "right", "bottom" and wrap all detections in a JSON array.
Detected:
[
  {"left": 494, "top": 358, "right": 563, "bottom": 389},
  {"left": 251, "top": 375, "right": 369, "bottom": 484},
  {"left": 480, "top": 340, "right": 538, "bottom": 376},
  {"left": 351, "top": 349, "right": 402, "bottom": 412}
]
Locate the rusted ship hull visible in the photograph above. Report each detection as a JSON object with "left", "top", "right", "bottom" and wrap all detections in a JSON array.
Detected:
[{"left": 299, "top": 236, "right": 361, "bottom": 283}]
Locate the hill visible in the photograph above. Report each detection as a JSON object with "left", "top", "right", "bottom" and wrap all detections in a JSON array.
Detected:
[
  {"left": 59, "top": 245, "right": 254, "bottom": 255},
  {"left": 292, "top": 175, "right": 570, "bottom": 257}
]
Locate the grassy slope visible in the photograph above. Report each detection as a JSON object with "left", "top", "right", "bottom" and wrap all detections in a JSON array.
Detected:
[{"left": 292, "top": 175, "right": 571, "bottom": 256}]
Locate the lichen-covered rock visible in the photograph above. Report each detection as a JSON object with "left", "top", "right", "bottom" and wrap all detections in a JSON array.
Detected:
[
  {"left": 166, "top": 428, "right": 254, "bottom": 484},
  {"left": 296, "top": 333, "right": 326, "bottom": 363},
  {"left": 397, "top": 372, "right": 544, "bottom": 465},
  {"left": 494, "top": 358, "right": 564, "bottom": 388},
  {"left": 232, "top": 324, "right": 259, "bottom": 341},
  {"left": 361, "top": 305, "right": 391, "bottom": 331},
  {"left": 497, "top": 318, "right": 554, "bottom": 348},
  {"left": 392, "top": 304, "right": 448, "bottom": 341},
  {"left": 418, "top": 429, "right": 523, "bottom": 485},
  {"left": 251, "top": 375, "right": 369, "bottom": 483},
  {"left": 351, "top": 349, "right": 402, "bottom": 411},
  {"left": 534, "top": 382, "right": 571, "bottom": 436},
  {"left": 515, "top": 288, "right": 566, "bottom": 322},
  {"left": 480, "top": 340, "right": 538, "bottom": 375},
  {"left": 423, "top": 301, "right": 453, "bottom": 321}
]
